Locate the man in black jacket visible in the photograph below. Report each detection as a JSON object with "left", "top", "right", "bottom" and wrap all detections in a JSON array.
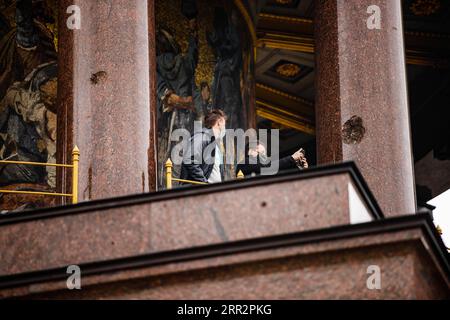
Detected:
[
  {"left": 180, "top": 109, "right": 227, "bottom": 184},
  {"left": 236, "top": 141, "right": 308, "bottom": 178}
]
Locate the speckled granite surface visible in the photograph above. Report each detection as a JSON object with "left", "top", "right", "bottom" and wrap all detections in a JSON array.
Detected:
[
  {"left": 314, "top": 0, "right": 416, "bottom": 217},
  {"left": 1, "top": 217, "right": 448, "bottom": 299},
  {"left": 57, "top": 0, "right": 154, "bottom": 202},
  {"left": 0, "top": 172, "right": 360, "bottom": 277}
]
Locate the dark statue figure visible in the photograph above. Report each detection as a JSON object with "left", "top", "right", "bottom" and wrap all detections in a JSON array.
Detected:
[
  {"left": 0, "top": 62, "right": 57, "bottom": 187},
  {"left": 155, "top": 0, "right": 252, "bottom": 187},
  {"left": 207, "top": 7, "right": 243, "bottom": 130},
  {"left": 0, "top": 0, "right": 57, "bottom": 189},
  {"left": 155, "top": 0, "right": 200, "bottom": 187}
]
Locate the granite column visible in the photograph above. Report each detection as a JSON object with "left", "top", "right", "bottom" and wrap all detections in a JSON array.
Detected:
[
  {"left": 57, "top": 0, "right": 156, "bottom": 202},
  {"left": 314, "top": 0, "right": 416, "bottom": 216}
]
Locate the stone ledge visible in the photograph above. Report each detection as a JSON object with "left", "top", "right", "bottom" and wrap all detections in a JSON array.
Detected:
[
  {"left": 0, "top": 214, "right": 448, "bottom": 299},
  {"left": 0, "top": 162, "right": 382, "bottom": 277}
]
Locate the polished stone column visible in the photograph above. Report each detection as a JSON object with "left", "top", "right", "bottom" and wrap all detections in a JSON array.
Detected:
[
  {"left": 314, "top": 0, "right": 416, "bottom": 216},
  {"left": 57, "top": 0, "right": 156, "bottom": 202}
]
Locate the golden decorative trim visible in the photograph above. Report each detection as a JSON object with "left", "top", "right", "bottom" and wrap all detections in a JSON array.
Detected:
[
  {"left": 257, "top": 33, "right": 314, "bottom": 53},
  {"left": 405, "top": 30, "right": 450, "bottom": 39},
  {"left": 258, "top": 40, "right": 314, "bottom": 53},
  {"left": 276, "top": 63, "right": 301, "bottom": 77},
  {"left": 410, "top": 0, "right": 441, "bottom": 16},
  {"left": 406, "top": 48, "right": 450, "bottom": 68},
  {"left": 234, "top": 0, "right": 258, "bottom": 59},
  {"left": 256, "top": 100, "right": 315, "bottom": 135},
  {"left": 257, "top": 99, "right": 314, "bottom": 124},
  {"left": 258, "top": 13, "right": 313, "bottom": 24},
  {"left": 256, "top": 83, "right": 314, "bottom": 107},
  {"left": 257, "top": 32, "right": 449, "bottom": 68},
  {"left": 259, "top": 14, "right": 450, "bottom": 40},
  {"left": 0, "top": 146, "right": 79, "bottom": 204},
  {"left": 233, "top": 0, "right": 257, "bottom": 47},
  {"left": 259, "top": 12, "right": 450, "bottom": 42},
  {"left": 274, "top": 0, "right": 294, "bottom": 5}
]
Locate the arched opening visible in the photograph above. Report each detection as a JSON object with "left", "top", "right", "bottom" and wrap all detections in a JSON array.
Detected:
[
  {"left": 154, "top": 0, "right": 257, "bottom": 188},
  {"left": 154, "top": 0, "right": 315, "bottom": 190}
]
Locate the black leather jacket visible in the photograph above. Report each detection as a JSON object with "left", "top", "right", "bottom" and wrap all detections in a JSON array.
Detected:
[
  {"left": 180, "top": 128, "right": 224, "bottom": 183},
  {"left": 236, "top": 155, "right": 298, "bottom": 177}
]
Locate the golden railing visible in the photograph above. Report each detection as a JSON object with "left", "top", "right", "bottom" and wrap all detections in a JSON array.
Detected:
[
  {"left": 436, "top": 225, "right": 450, "bottom": 252},
  {"left": 165, "top": 158, "right": 244, "bottom": 189},
  {"left": 0, "top": 146, "right": 80, "bottom": 204}
]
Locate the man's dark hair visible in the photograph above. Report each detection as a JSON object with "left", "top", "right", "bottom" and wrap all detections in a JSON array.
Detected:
[{"left": 204, "top": 109, "right": 227, "bottom": 129}]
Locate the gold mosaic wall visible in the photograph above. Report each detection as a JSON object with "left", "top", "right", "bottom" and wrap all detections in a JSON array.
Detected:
[{"left": 155, "top": 0, "right": 218, "bottom": 86}]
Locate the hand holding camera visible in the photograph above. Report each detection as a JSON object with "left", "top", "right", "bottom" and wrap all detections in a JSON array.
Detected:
[{"left": 292, "top": 148, "right": 308, "bottom": 169}]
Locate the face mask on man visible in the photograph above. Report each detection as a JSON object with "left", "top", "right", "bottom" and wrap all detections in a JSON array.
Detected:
[{"left": 219, "top": 125, "right": 226, "bottom": 139}]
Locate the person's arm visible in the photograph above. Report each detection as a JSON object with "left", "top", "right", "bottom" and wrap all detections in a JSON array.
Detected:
[
  {"left": 276, "top": 155, "right": 297, "bottom": 171},
  {"left": 182, "top": 133, "right": 208, "bottom": 183},
  {"left": 259, "top": 154, "right": 298, "bottom": 174},
  {"left": 273, "top": 150, "right": 309, "bottom": 171}
]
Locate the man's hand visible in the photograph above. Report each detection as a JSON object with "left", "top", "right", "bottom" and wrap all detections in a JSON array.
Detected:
[
  {"left": 300, "top": 156, "right": 308, "bottom": 168},
  {"left": 291, "top": 149, "right": 304, "bottom": 162},
  {"left": 292, "top": 149, "right": 308, "bottom": 169}
]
